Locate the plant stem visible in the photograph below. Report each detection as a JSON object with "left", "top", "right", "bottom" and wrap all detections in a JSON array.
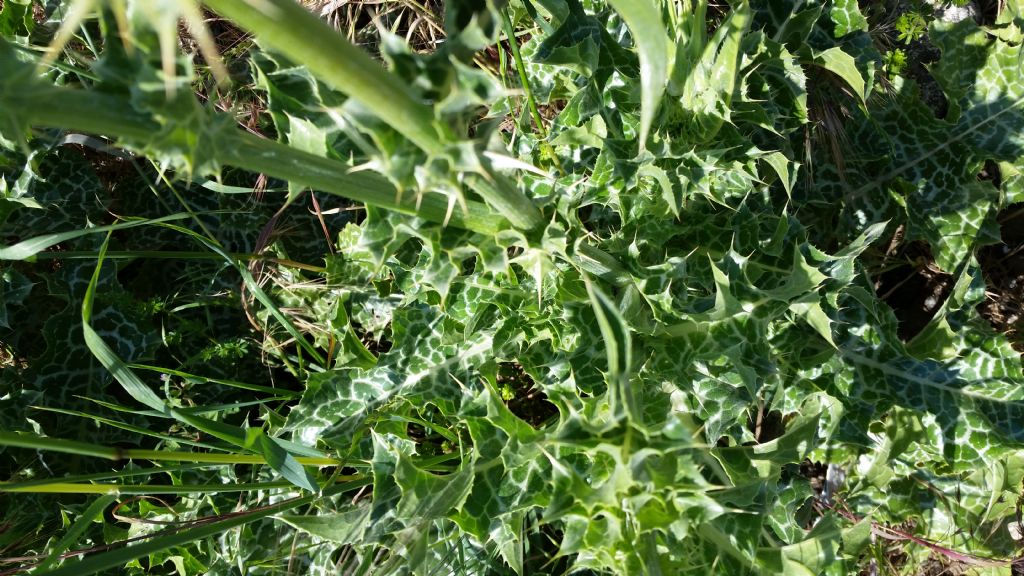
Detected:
[
  {"left": 3, "top": 84, "right": 507, "bottom": 235},
  {"left": 0, "top": 432, "right": 339, "bottom": 466},
  {"left": 124, "top": 449, "right": 338, "bottom": 466},
  {"left": 128, "top": 364, "right": 303, "bottom": 397},
  {"left": 203, "top": 0, "right": 441, "bottom": 154},
  {"left": 500, "top": 8, "right": 548, "bottom": 139},
  {"left": 0, "top": 480, "right": 303, "bottom": 494},
  {"left": 0, "top": 463, "right": 218, "bottom": 489},
  {"left": 3, "top": 73, "right": 623, "bottom": 272},
  {"left": 220, "top": 133, "right": 514, "bottom": 235},
  {"left": 202, "top": 0, "right": 545, "bottom": 231},
  {"left": 500, "top": 7, "right": 565, "bottom": 175},
  {"left": 36, "top": 250, "right": 326, "bottom": 272}
]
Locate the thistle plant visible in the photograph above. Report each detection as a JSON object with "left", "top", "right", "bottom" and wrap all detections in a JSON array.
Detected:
[{"left": 1, "top": 0, "right": 1023, "bottom": 574}]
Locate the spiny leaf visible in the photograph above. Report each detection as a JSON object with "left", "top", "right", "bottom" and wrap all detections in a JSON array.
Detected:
[
  {"left": 812, "top": 46, "right": 866, "bottom": 105},
  {"left": 248, "top": 430, "right": 320, "bottom": 493},
  {"left": 584, "top": 276, "right": 636, "bottom": 427},
  {"left": 830, "top": 0, "right": 868, "bottom": 37},
  {"left": 605, "top": 0, "right": 669, "bottom": 148},
  {"left": 277, "top": 505, "right": 372, "bottom": 545}
]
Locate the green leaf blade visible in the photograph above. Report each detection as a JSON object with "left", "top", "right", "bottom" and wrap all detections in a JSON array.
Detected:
[{"left": 606, "top": 0, "right": 670, "bottom": 148}]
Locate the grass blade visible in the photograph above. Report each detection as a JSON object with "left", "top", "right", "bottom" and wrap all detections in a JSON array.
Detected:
[
  {"left": 81, "top": 235, "right": 169, "bottom": 412},
  {"left": 28, "top": 477, "right": 371, "bottom": 576},
  {"left": 249, "top": 431, "right": 320, "bottom": 494},
  {"left": 31, "top": 406, "right": 229, "bottom": 451},
  {"left": 126, "top": 365, "right": 300, "bottom": 398},
  {"left": 78, "top": 233, "right": 329, "bottom": 490},
  {"left": 0, "top": 214, "right": 191, "bottom": 261},
  {"left": 0, "top": 432, "right": 119, "bottom": 460},
  {"left": 1, "top": 481, "right": 298, "bottom": 495},
  {"left": 1, "top": 464, "right": 222, "bottom": 490},
  {"left": 0, "top": 432, "right": 340, "bottom": 466},
  {"left": 31, "top": 494, "right": 117, "bottom": 573},
  {"left": 153, "top": 222, "right": 326, "bottom": 367}
]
